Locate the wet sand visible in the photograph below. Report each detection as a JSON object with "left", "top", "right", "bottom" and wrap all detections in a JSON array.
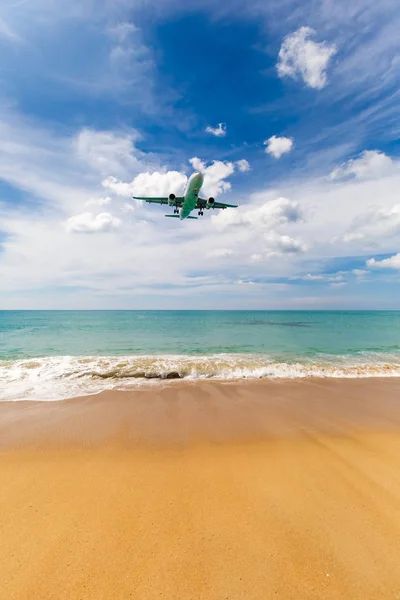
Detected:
[{"left": 1, "top": 379, "right": 400, "bottom": 599}]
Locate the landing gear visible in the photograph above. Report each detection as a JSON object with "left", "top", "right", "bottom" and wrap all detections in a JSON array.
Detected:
[
  {"left": 198, "top": 210, "right": 204, "bottom": 216},
  {"left": 174, "top": 208, "right": 179, "bottom": 214}
]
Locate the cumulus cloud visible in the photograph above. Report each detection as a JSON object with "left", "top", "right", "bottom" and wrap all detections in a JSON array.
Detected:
[
  {"left": 65, "top": 212, "right": 121, "bottom": 234},
  {"left": 205, "top": 123, "right": 227, "bottom": 137},
  {"left": 264, "top": 136, "right": 293, "bottom": 159},
  {"left": 236, "top": 159, "right": 251, "bottom": 172},
  {"left": 248, "top": 235, "right": 307, "bottom": 261},
  {"left": 330, "top": 150, "right": 396, "bottom": 181},
  {"left": 264, "top": 232, "right": 308, "bottom": 256},
  {"left": 212, "top": 197, "right": 302, "bottom": 231},
  {"left": 367, "top": 253, "right": 400, "bottom": 270},
  {"left": 103, "top": 171, "right": 186, "bottom": 198},
  {"left": 341, "top": 203, "right": 400, "bottom": 243},
  {"left": 102, "top": 157, "right": 242, "bottom": 200},
  {"left": 277, "top": 27, "right": 337, "bottom": 89},
  {"left": 211, "top": 196, "right": 306, "bottom": 258},
  {"left": 189, "top": 157, "right": 235, "bottom": 196}
]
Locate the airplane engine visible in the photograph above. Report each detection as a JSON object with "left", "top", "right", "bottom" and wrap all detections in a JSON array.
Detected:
[
  {"left": 206, "top": 197, "right": 215, "bottom": 209},
  {"left": 168, "top": 193, "right": 176, "bottom": 206}
]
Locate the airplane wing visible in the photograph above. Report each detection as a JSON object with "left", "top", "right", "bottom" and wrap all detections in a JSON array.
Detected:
[
  {"left": 132, "top": 196, "right": 184, "bottom": 206},
  {"left": 196, "top": 198, "right": 238, "bottom": 210}
]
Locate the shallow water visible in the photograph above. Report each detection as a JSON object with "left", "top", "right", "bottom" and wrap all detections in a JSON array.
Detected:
[{"left": 1, "top": 310, "right": 400, "bottom": 399}]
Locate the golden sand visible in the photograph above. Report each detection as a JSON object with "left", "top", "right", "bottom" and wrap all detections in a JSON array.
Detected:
[{"left": 0, "top": 379, "right": 400, "bottom": 599}]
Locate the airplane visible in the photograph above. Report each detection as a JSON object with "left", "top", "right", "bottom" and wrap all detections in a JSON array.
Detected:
[{"left": 132, "top": 171, "right": 237, "bottom": 220}]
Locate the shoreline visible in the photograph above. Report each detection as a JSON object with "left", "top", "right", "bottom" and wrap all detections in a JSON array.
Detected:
[
  {"left": 2, "top": 352, "right": 400, "bottom": 402},
  {"left": 1, "top": 377, "right": 400, "bottom": 449}
]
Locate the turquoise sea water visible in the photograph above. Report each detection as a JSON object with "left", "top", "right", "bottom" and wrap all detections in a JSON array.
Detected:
[{"left": 1, "top": 311, "right": 400, "bottom": 400}]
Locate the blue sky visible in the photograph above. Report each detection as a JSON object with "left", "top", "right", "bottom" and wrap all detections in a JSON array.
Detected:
[{"left": 0, "top": 0, "right": 399, "bottom": 309}]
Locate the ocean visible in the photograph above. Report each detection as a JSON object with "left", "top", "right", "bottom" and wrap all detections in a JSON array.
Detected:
[{"left": 1, "top": 310, "right": 400, "bottom": 400}]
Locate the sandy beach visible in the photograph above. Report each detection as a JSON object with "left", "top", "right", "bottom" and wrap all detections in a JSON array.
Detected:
[{"left": 1, "top": 378, "right": 400, "bottom": 599}]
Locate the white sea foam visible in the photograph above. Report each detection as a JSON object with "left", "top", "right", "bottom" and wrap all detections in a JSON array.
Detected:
[{"left": 1, "top": 353, "right": 400, "bottom": 401}]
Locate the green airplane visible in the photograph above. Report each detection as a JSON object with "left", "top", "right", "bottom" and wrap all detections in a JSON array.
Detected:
[{"left": 132, "top": 171, "right": 237, "bottom": 220}]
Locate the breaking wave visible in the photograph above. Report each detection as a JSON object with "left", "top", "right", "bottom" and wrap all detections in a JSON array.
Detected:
[{"left": 1, "top": 353, "right": 400, "bottom": 401}]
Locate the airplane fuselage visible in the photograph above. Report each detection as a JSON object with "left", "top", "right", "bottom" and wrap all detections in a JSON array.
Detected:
[
  {"left": 179, "top": 172, "right": 204, "bottom": 219},
  {"left": 132, "top": 170, "right": 236, "bottom": 218}
]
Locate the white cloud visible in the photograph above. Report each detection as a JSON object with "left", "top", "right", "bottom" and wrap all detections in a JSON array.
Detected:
[
  {"left": 264, "top": 233, "right": 308, "bottom": 257},
  {"left": 0, "top": 114, "right": 109, "bottom": 213},
  {"left": 85, "top": 196, "right": 111, "bottom": 207},
  {"left": 75, "top": 129, "right": 144, "bottom": 177},
  {"left": 367, "top": 253, "right": 400, "bottom": 270},
  {"left": 103, "top": 171, "right": 187, "bottom": 198},
  {"left": 330, "top": 150, "right": 396, "bottom": 181},
  {"left": 121, "top": 203, "right": 136, "bottom": 212},
  {"left": 103, "top": 157, "right": 242, "bottom": 200},
  {"left": 245, "top": 234, "right": 307, "bottom": 261},
  {"left": 206, "top": 248, "right": 234, "bottom": 258},
  {"left": 274, "top": 159, "right": 400, "bottom": 268},
  {"left": 277, "top": 27, "right": 337, "bottom": 89},
  {"left": 302, "top": 274, "right": 325, "bottom": 281},
  {"left": 108, "top": 22, "right": 137, "bottom": 43},
  {"left": 292, "top": 272, "right": 346, "bottom": 282},
  {"left": 264, "top": 136, "right": 293, "bottom": 159},
  {"left": 189, "top": 157, "right": 235, "bottom": 196},
  {"left": 65, "top": 212, "right": 121, "bottom": 234},
  {"left": 236, "top": 159, "right": 251, "bottom": 172},
  {"left": 211, "top": 196, "right": 306, "bottom": 260},
  {"left": 212, "top": 197, "right": 302, "bottom": 231},
  {"left": 341, "top": 203, "right": 400, "bottom": 243},
  {"left": 205, "top": 123, "right": 227, "bottom": 137},
  {"left": 106, "top": 21, "right": 154, "bottom": 99}
]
